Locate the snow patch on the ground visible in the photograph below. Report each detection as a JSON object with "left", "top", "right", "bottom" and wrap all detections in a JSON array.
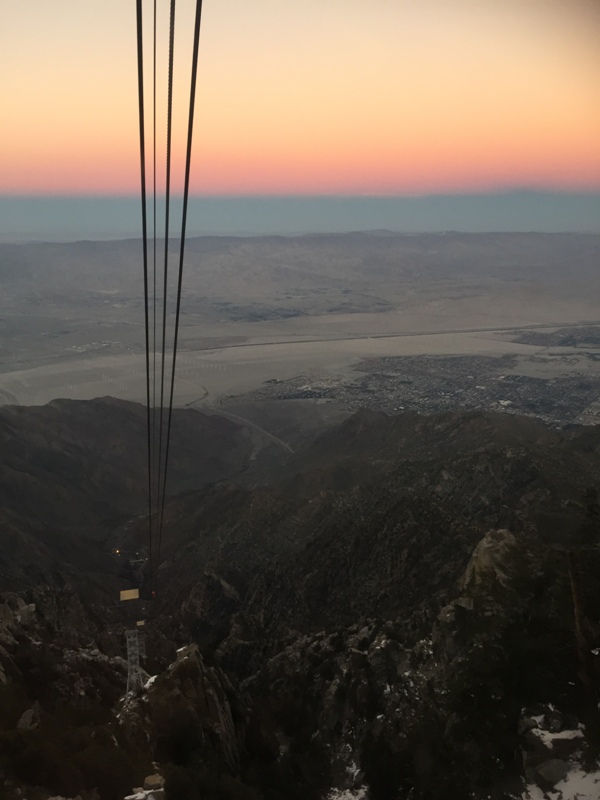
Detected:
[
  {"left": 523, "top": 766, "right": 600, "bottom": 799},
  {"left": 327, "top": 788, "right": 368, "bottom": 800},
  {"left": 529, "top": 726, "right": 584, "bottom": 747},
  {"left": 347, "top": 760, "right": 361, "bottom": 781},
  {"left": 144, "top": 674, "right": 157, "bottom": 689}
]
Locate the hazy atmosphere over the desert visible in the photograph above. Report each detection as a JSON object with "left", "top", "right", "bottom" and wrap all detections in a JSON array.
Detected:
[{"left": 1, "top": 2, "right": 600, "bottom": 800}]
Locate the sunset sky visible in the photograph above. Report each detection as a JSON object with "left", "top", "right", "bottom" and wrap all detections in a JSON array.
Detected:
[{"left": 1, "top": 0, "right": 599, "bottom": 196}]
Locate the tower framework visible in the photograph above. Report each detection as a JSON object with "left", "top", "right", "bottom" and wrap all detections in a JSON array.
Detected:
[{"left": 125, "top": 628, "right": 144, "bottom": 697}]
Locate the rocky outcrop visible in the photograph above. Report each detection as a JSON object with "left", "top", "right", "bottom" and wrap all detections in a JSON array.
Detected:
[
  {"left": 230, "top": 524, "right": 598, "bottom": 799},
  {"left": 460, "top": 528, "right": 518, "bottom": 589},
  {"left": 245, "top": 623, "right": 434, "bottom": 799},
  {"left": 120, "top": 645, "right": 248, "bottom": 788},
  {"left": 518, "top": 704, "right": 600, "bottom": 797}
]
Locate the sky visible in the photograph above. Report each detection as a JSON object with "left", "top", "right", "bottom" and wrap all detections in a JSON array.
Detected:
[{"left": 2, "top": 0, "right": 600, "bottom": 197}]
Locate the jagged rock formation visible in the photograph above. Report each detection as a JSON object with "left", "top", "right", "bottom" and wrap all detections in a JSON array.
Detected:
[{"left": 120, "top": 644, "right": 250, "bottom": 797}]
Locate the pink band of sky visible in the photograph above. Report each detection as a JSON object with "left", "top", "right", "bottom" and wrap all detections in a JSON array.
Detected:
[{"left": 2, "top": 0, "right": 599, "bottom": 196}]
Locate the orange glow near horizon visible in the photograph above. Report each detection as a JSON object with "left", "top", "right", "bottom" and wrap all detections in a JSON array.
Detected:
[{"left": 2, "top": 0, "right": 599, "bottom": 195}]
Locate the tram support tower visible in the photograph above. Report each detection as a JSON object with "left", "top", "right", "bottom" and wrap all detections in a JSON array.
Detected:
[
  {"left": 125, "top": 628, "right": 144, "bottom": 697},
  {"left": 120, "top": 588, "right": 145, "bottom": 698}
]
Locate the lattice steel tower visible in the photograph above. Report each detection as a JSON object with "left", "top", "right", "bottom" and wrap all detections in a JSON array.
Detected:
[{"left": 125, "top": 628, "right": 144, "bottom": 697}]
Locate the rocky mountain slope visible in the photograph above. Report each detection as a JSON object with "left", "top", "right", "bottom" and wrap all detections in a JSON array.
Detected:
[
  {"left": 0, "top": 400, "right": 599, "bottom": 800},
  {"left": 153, "top": 409, "right": 600, "bottom": 644}
]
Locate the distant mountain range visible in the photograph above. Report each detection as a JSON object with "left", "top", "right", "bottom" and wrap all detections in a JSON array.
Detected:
[{"left": 1, "top": 192, "right": 599, "bottom": 241}]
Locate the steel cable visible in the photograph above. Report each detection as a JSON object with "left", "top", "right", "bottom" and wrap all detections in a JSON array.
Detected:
[
  {"left": 136, "top": 0, "right": 205, "bottom": 589},
  {"left": 135, "top": 0, "right": 153, "bottom": 571},
  {"left": 154, "top": 0, "right": 176, "bottom": 578},
  {"left": 157, "top": 0, "right": 205, "bottom": 565}
]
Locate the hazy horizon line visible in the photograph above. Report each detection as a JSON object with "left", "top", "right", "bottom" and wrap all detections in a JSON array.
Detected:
[{"left": 1, "top": 191, "right": 599, "bottom": 243}]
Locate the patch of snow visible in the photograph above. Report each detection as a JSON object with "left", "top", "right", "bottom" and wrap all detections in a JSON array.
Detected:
[
  {"left": 555, "top": 766, "right": 600, "bottom": 798},
  {"left": 327, "top": 788, "right": 368, "bottom": 800},
  {"left": 530, "top": 727, "right": 584, "bottom": 746},
  {"left": 523, "top": 766, "right": 600, "bottom": 800},
  {"left": 144, "top": 675, "right": 157, "bottom": 689},
  {"left": 522, "top": 785, "right": 547, "bottom": 800},
  {"left": 347, "top": 761, "right": 360, "bottom": 780}
]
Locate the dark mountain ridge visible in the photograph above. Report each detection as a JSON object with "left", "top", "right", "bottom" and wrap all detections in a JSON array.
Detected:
[
  {"left": 1, "top": 398, "right": 599, "bottom": 800},
  {"left": 0, "top": 397, "right": 257, "bottom": 592},
  {"left": 148, "top": 408, "right": 600, "bottom": 656}
]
